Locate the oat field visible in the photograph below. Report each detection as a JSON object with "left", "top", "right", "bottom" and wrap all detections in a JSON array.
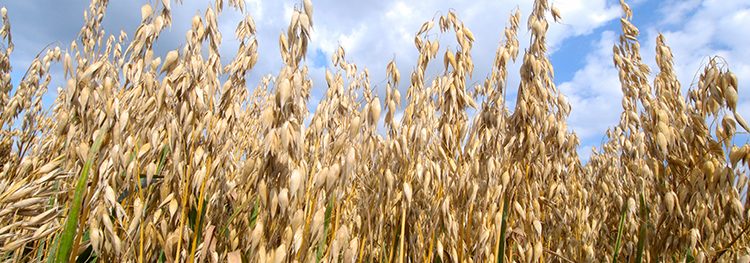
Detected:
[{"left": 0, "top": 0, "right": 748, "bottom": 262}]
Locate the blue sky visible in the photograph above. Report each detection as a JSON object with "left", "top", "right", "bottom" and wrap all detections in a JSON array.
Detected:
[{"left": 3, "top": 0, "right": 750, "bottom": 161}]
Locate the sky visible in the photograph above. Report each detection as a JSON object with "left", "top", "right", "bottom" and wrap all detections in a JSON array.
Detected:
[{"left": 3, "top": 0, "right": 750, "bottom": 161}]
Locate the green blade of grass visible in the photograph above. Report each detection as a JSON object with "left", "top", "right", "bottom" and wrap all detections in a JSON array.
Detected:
[
  {"left": 685, "top": 249, "right": 695, "bottom": 263},
  {"left": 55, "top": 131, "right": 106, "bottom": 263},
  {"left": 221, "top": 197, "right": 258, "bottom": 239},
  {"left": 248, "top": 198, "right": 260, "bottom": 228},
  {"left": 46, "top": 234, "right": 60, "bottom": 263},
  {"left": 155, "top": 144, "right": 170, "bottom": 176},
  {"left": 497, "top": 195, "right": 509, "bottom": 263},
  {"left": 316, "top": 198, "right": 334, "bottom": 263},
  {"left": 612, "top": 202, "right": 628, "bottom": 262},
  {"left": 635, "top": 193, "right": 649, "bottom": 263}
]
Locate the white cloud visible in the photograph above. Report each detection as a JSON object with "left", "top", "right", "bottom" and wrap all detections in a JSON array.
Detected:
[
  {"left": 557, "top": 30, "right": 621, "bottom": 159},
  {"left": 562, "top": 0, "right": 750, "bottom": 161},
  {"left": 4, "top": 0, "right": 621, "bottom": 93},
  {"left": 4, "top": 0, "right": 624, "bottom": 158},
  {"left": 293, "top": 0, "right": 623, "bottom": 135},
  {"left": 641, "top": 0, "right": 750, "bottom": 116},
  {"left": 547, "top": 0, "right": 621, "bottom": 50},
  {"left": 657, "top": 0, "right": 702, "bottom": 26}
]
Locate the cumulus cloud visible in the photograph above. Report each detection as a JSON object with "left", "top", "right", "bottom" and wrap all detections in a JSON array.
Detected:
[
  {"left": 558, "top": 30, "right": 621, "bottom": 161},
  {"left": 4, "top": 0, "right": 629, "bottom": 158},
  {"left": 4, "top": 0, "right": 621, "bottom": 92},
  {"left": 643, "top": 0, "right": 750, "bottom": 106},
  {"left": 644, "top": 0, "right": 750, "bottom": 132},
  {"left": 547, "top": 0, "right": 620, "bottom": 50},
  {"left": 559, "top": 0, "right": 750, "bottom": 161}
]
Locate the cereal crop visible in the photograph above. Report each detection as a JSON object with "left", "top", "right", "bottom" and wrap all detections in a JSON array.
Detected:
[{"left": 0, "top": 0, "right": 748, "bottom": 262}]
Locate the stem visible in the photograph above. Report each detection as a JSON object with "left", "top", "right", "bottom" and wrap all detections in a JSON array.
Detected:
[{"left": 189, "top": 157, "right": 212, "bottom": 263}]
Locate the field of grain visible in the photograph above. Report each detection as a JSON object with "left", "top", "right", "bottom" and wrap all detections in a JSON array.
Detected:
[{"left": 0, "top": 0, "right": 748, "bottom": 262}]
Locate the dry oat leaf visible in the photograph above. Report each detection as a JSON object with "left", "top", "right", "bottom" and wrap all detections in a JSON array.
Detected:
[{"left": 228, "top": 250, "right": 242, "bottom": 263}]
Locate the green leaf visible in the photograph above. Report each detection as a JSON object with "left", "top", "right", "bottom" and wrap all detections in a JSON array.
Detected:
[
  {"left": 188, "top": 197, "right": 209, "bottom": 248},
  {"left": 317, "top": 198, "right": 334, "bottom": 263},
  {"left": 55, "top": 132, "right": 106, "bottom": 263},
  {"left": 222, "top": 197, "right": 259, "bottom": 239},
  {"left": 612, "top": 202, "right": 628, "bottom": 262},
  {"left": 155, "top": 145, "right": 170, "bottom": 176},
  {"left": 635, "top": 193, "right": 649, "bottom": 263},
  {"left": 497, "top": 195, "right": 510, "bottom": 263},
  {"left": 685, "top": 248, "right": 695, "bottom": 263},
  {"left": 249, "top": 198, "right": 260, "bottom": 228},
  {"left": 47, "top": 234, "right": 60, "bottom": 263}
]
